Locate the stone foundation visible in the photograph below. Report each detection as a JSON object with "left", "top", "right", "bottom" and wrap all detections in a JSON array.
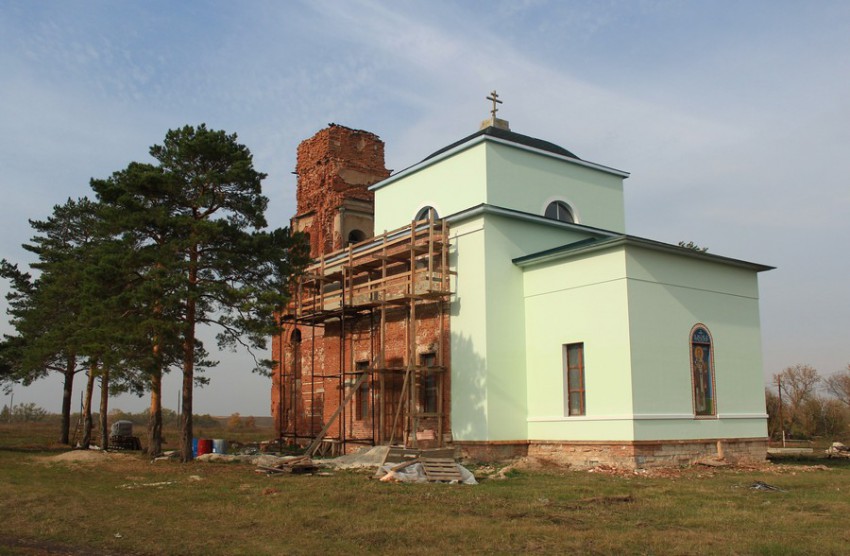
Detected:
[
  {"left": 455, "top": 441, "right": 529, "bottom": 463},
  {"left": 456, "top": 438, "right": 768, "bottom": 469}
]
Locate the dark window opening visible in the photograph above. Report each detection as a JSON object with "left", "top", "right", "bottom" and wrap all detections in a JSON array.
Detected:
[
  {"left": 347, "top": 229, "right": 366, "bottom": 246},
  {"left": 419, "top": 353, "right": 438, "bottom": 414},
  {"left": 355, "top": 361, "right": 369, "bottom": 420}
]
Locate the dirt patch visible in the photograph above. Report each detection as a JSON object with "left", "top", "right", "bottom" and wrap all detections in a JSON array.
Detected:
[
  {"left": 478, "top": 457, "right": 835, "bottom": 481},
  {"left": 40, "top": 450, "right": 135, "bottom": 464}
]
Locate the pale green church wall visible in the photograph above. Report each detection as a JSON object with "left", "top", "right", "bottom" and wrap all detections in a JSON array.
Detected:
[
  {"left": 480, "top": 218, "right": 529, "bottom": 440},
  {"left": 373, "top": 145, "right": 487, "bottom": 233},
  {"left": 447, "top": 217, "right": 490, "bottom": 441},
  {"left": 522, "top": 248, "right": 636, "bottom": 441},
  {"left": 373, "top": 139, "right": 627, "bottom": 235},
  {"left": 526, "top": 418, "right": 635, "bottom": 441},
  {"left": 625, "top": 248, "right": 761, "bottom": 299},
  {"left": 479, "top": 214, "right": 591, "bottom": 440},
  {"left": 485, "top": 143, "right": 626, "bottom": 233},
  {"left": 625, "top": 247, "right": 768, "bottom": 441},
  {"left": 449, "top": 212, "right": 602, "bottom": 441}
]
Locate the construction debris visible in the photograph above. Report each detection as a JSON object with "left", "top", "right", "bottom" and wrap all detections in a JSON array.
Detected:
[
  {"left": 749, "top": 481, "right": 784, "bottom": 492},
  {"left": 421, "top": 457, "right": 464, "bottom": 482},
  {"left": 376, "top": 460, "right": 477, "bottom": 484},
  {"left": 256, "top": 455, "right": 318, "bottom": 476},
  {"left": 373, "top": 446, "right": 476, "bottom": 484},
  {"left": 194, "top": 453, "right": 256, "bottom": 464},
  {"left": 826, "top": 442, "right": 850, "bottom": 458},
  {"left": 323, "top": 446, "right": 390, "bottom": 469}
]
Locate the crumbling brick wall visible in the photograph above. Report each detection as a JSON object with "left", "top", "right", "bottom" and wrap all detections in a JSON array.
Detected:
[{"left": 292, "top": 124, "right": 390, "bottom": 257}]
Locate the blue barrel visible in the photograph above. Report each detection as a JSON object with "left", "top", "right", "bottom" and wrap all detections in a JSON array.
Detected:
[
  {"left": 212, "top": 439, "right": 227, "bottom": 454},
  {"left": 192, "top": 437, "right": 199, "bottom": 457}
]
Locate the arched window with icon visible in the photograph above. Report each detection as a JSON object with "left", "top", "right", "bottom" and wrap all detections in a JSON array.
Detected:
[{"left": 690, "top": 324, "right": 716, "bottom": 417}]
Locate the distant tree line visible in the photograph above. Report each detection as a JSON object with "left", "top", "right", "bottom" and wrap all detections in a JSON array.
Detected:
[
  {"left": 106, "top": 408, "right": 220, "bottom": 429},
  {"left": 0, "top": 124, "right": 309, "bottom": 460},
  {"left": 1, "top": 402, "right": 50, "bottom": 423},
  {"left": 766, "top": 364, "right": 850, "bottom": 441}
]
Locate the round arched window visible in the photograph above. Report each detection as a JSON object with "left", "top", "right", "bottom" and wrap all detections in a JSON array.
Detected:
[
  {"left": 347, "top": 229, "right": 366, "bottom": 245},
  {"left": 415, "top": 206, "right": 439, "bottom": 221},
  {"left": 545, "top": 201, "right": 574, "bottom": 223}
]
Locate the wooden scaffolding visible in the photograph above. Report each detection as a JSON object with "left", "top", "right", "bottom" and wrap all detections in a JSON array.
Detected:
[{"left": 277, "top": 216, "right": 452, "bottom": 454}]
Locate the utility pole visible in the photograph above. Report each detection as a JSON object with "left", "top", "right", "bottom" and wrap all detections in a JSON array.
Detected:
[{"left": 776, "top": 375, "right": 786, "bottom": 448}]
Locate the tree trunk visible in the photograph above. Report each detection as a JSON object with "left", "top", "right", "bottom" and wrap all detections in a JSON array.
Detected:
[
  {"left": 99, "top": 366, "right": 110, "bottom": 450},
  {"left": 148, "top": 366, "right": 163, "bottom": 457},
  {"left": 59, "top": 353, "right": 77, "bottom": 445},
  {"left": 180, "top": 344, "right": 194, "bottom": 462},
  {"left": 148, "top": 300, "right": 164, "bottom": 457},
  {"left": 81, "top": 361, "right": 96, "bottom": 449},
  {"left": 180, "top": 245, "right": 198, "bottom": 462}
]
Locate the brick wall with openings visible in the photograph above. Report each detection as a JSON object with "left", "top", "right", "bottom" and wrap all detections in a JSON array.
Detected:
[
  {"left": 272, "top": 302, "right": 451, "bottom": 451},
  {"left": 291, "top": 124, "right": 390, "bottom": 258}
]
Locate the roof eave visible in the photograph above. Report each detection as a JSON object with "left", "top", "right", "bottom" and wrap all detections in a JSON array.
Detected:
[
  {"left": 369, "top": 134, "right": 629, "bottom": 192},
  {"left": 514, "top": 235, "right": 774, "bottom": 272},
  {"left": 445, "top": 203, "right": 620, "bottom": 238}
]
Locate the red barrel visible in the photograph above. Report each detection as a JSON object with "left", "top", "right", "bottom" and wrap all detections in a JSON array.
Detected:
[{"left": 196, "top": 438, "right": 213, "bottom": 456}]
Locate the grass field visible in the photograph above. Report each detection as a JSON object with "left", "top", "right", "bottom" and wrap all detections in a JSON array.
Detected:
[{"left": 1, "top": 422, "right": 849, "bottom": 555}]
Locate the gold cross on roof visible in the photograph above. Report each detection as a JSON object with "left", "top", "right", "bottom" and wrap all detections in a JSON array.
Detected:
[{"left": 486, "top": 90, "right": 503, "bottom": 118}]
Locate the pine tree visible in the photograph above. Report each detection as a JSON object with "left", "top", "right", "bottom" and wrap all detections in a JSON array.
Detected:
[
  {"left": 94, "top": 124, "right": 307, "bottom": 461},
  {"left": 0, "top": 198, "right": 100, "bottom": 443}
]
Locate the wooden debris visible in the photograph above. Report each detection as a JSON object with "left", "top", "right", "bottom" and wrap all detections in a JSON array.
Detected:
[
  {"left": 379, "top": 459, "right": 422, "bottom": 482},
  {"left": 421, "top": 457, "right": 462, "bottom": 482},
  {"left": 257, "top": 455, "right": 318, "bottom": 476},
  {"left": 382, "top": 446, "right": 422, "bottom": 466},
  {"left": 382, "top": 446, "right": 456, "bottom": 465}
]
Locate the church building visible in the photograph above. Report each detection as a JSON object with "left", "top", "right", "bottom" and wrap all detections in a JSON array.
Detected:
[{"left": 272, "top": 96, "right": 771, "bottom": 468}]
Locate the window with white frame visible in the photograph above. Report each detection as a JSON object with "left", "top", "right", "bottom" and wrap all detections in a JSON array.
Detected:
[{"left": 564, "top": 343, "right": 585, "bottom": 416}]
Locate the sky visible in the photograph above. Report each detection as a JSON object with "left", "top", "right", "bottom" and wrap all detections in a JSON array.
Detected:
[{"left": 1, "top": 0, "right": 849, "bottom": 417}]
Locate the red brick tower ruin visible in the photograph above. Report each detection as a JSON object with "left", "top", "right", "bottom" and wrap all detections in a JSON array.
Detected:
[
  {"left": 272, "top": 125, "right": 452, "bottom": 456},
  {"left": 291, "top": 124, "right": 391, "bottom": 257}
]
